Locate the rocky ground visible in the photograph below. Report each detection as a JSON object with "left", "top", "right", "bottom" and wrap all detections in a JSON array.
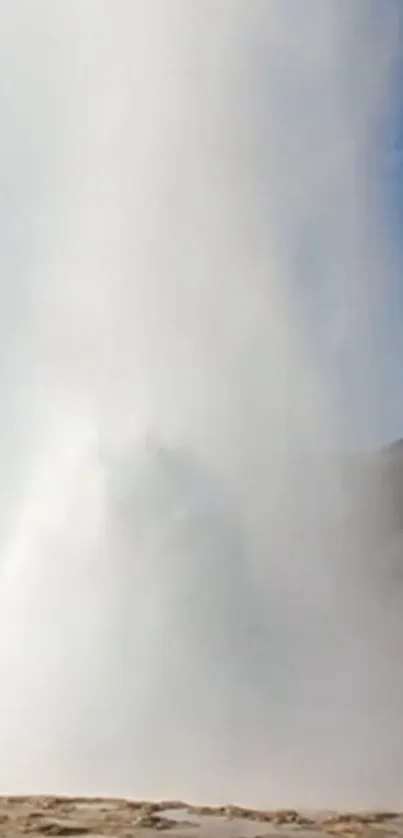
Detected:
[{"left": 0, "top": 797, "right": 402, "bottom": 838}]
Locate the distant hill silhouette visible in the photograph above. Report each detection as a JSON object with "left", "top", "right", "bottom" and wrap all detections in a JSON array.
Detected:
[
  {"left": 376, "top": 438, "right": 403, "bottom": 539},
  {"left": 352, "top": 439, "right": 403, "bottom": 593},
  {"left": 380, "top": 438, "right": 403, "bottom": 455}
]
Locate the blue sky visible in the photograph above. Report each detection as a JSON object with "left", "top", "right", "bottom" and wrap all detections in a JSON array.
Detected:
[
  {"left": 374, "top": 52, "right": 403, "bottom": 444},
  {"left": 292, "top": 31, "right": 403, "bottom": 450}
]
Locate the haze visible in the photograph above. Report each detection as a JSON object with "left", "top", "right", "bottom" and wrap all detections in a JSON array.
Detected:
[{"left": 0, "top": 0, "right": 401, "bottom": 810}]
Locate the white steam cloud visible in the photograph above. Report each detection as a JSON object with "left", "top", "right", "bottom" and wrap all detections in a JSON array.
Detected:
[{"left": 0, "top": 0, "right": 401, "bottom": 810}]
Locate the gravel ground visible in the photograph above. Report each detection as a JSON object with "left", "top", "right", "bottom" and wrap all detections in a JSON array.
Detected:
[{"left": 0, "top": 797, "right": 401, "bottom": 838}]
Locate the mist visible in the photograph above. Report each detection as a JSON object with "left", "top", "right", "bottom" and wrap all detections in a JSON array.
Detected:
[{"left": 0, "top": 0, "right": 402, "bottom": 810}]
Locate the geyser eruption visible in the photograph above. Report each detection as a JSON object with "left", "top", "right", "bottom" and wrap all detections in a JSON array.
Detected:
[{"left": 0, "top": 0, "right": 402, "bottom": 808}]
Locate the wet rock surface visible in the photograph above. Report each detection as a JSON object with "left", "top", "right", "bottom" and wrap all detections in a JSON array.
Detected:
[{"left": 0, "top": 798, "right": 401, "bottom": 838}]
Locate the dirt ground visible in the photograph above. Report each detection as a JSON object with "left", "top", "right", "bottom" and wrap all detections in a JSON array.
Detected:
[{"left": 0, "top": 797, "right": 402, "bottom": 838}]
